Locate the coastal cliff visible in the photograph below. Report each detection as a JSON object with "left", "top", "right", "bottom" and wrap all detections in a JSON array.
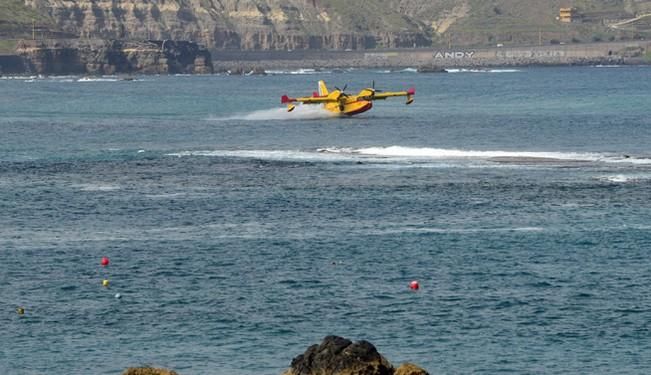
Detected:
[
  {"left": 15, "top": 39, "right": 212, "bottom": 74},
  {"left": 22, "top": 0, "right": 431, "bottom": 50},
  {"left": 16, "top": 0, "right": 651, "bottom": 51}
]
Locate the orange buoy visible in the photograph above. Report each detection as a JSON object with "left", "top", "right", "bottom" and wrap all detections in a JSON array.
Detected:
[
  {"left": 101, "top": 257, "right": 110, "bottom": 266},
  {"left": 409, "top": 280, "right": 419, "bottom": 290}
]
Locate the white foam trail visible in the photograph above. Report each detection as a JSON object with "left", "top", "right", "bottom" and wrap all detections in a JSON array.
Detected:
[{"left": 214, "top": 105, "right": 338, "bottom": 121}]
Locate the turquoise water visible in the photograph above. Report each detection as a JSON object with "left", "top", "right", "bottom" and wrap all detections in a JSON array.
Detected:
[{"left": 2, "top": 67, "right": 651, "bottom": 374}]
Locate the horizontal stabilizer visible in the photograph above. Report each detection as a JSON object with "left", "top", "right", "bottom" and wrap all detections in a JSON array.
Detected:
[{"left": 281, "top": 95, "right": 295, "bottom": 104}]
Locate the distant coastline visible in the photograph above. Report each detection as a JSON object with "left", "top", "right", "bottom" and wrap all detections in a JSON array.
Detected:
[
  {"left": 1, "top": 40, "right": 649, "bottom": 76},
  {"left": 210, "top": 41, "right": 650, "bottom": 72}
]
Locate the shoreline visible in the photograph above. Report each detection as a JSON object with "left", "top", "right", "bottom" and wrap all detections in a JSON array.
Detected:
[
  {"left": 210, "top": 40, "right": 650, "bottom": 72},
  {"left": 1, "top": 40, "right": 649, "bottom": 76}
]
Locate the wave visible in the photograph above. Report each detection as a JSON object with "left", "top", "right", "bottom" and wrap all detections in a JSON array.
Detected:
[
  {"left": 347, "top": 146, "right": 598, "bottom": 160},
  {"left": 326, "top": 146, "right": 651, "bottom": 164},
  {"left": 167, "top": 149, "right": 356, "bottom": 162},
  {"left": 446, "top": 68, "right": 521, "bottom": 73},
  {"left": 264, "top": 68, "right": 332, "bottom": 75},
  {"left": 168, "top": 146, "right": 651, "bottom": 165},
  {"left": 73, "top": 183, "right": 120, "bottom": 192},
  {"left": 10, "top": 75, "right": 133, "bottom": 83},
  {"left": 77, "top": 77, "right": 119, "bottom": 82},
  {"left": 596, "top": 174, "right": 651, "bottom": 183},
  {"left": 210, "top": 105, "right": 339, "bottom": 121},
  {"left": 1, "top": 75, "right": 40, "bottom": 80}
]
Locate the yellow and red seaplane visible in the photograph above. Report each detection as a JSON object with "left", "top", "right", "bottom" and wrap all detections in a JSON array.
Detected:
[{"left": 281, "top": 80, "right": 415, "bottom": 116}]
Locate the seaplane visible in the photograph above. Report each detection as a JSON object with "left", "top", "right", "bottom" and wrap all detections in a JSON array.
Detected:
[{"left": 281, "top": 80, "right": 415, "bottom": 116}]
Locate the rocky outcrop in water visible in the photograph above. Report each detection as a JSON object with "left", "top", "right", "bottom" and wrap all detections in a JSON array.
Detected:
[
  {"left": 16, "top": 39, "right": 212, "bottom": 74},
  {"left": 281, "top": 335, "right": 429, "bottom": 375}
]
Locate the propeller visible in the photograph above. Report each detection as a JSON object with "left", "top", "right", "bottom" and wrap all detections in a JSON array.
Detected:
[
  {"left": 370, "top": 80, "right": 383, "bottom": 93},
  {"left": 334, "top": 84, "right": 349, "bottom": 100}
]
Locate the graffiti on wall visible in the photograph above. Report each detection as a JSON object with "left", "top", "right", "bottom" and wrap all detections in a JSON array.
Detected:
[{"left": 433, "top": 51, "right": 476, "bottom": 59}]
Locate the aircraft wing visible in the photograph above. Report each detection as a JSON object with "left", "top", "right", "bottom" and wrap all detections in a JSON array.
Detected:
[
  {"left": 360, "top": 87, "right": 415, "bottom": 101},
  {"left": 281, "top": 95, "right": 336, "bottom": 104}
]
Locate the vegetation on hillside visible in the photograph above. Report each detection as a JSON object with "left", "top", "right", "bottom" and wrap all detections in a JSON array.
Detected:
[{"left": 0, "top": 0, "right": 49, "bottom": 38}]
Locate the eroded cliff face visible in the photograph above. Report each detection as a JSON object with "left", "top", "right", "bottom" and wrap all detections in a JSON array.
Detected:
[
  {"left": 23, "top": 0, "right": 651, "bottom": 51},
  {"left": 16, "top": 39, "right": 212, "bottom": 74},
  {"left": 23, "top": 0, "right": 435, "bottom": 50}
]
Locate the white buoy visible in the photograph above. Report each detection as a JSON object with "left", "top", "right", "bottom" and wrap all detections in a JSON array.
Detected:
[{"left": 114, "top": 293, "right": 121, "bottom": 299}]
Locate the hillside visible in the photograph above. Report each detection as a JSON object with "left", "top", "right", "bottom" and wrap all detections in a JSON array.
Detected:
[{"left": 2, "top": 0, "right": 651, "bottom": 51}]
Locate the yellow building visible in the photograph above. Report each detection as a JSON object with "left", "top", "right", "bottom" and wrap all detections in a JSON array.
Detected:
[{"left": 559, "top": 8, "right": 575, "bottom": 23}]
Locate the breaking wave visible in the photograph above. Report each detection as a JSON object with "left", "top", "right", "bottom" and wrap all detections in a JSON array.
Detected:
[
  {"left": 323, "top": 146, "right": 651, "bottom": 164},
  {"left": 168, "top": 146, "right": 651, "bottom": 165},
  {"left": 77, "top": 77, "right": 119, "bottom": 82},
  {"left": 596, "top": 174, "right": 651, "bottom": 183},
  {"left": 446, "top": 68, "right": 521, "bottom": 73},
  {"left": 264, "top": 68, "right": 332, "bottom": 75},
  {"left": 167, "top": 149, "right": 355, "bottom": 162}
]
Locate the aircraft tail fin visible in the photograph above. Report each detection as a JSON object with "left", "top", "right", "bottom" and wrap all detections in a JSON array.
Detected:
[
  {"left": 281, "top": 95, "right": 295, "bottom": 104},
  {"left": 318, "top": 80, "right": 329, "bottom": 96}
]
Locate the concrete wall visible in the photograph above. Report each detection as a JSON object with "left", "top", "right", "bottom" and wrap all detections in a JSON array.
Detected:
[{"left": 211, "top": 41, "right": 650, "bottom": 70}]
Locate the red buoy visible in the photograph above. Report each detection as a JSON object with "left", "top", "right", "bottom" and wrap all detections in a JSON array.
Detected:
[
  {"left": 409, "top": 280, "right": 419, "bottom": 290},
  {"left": 101, "top": 257, "right": 110, "bottom": 267}
]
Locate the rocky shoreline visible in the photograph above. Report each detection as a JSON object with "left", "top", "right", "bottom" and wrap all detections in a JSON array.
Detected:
[
  {"left": 1, "top": 40, "right": 649, "bottom": 76},
  {"left": 121, "top": 336, "right": 429, "bottom": 375},
  {"left": 6, "top": 39, "right": 212, "bottom": 75}
]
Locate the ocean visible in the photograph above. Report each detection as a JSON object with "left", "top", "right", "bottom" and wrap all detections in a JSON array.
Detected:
[{"left": 1, "top": 66, "right": 651, "bottom": 374}]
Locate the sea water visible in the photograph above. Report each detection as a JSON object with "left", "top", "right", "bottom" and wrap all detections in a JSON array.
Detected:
[{"left": 1, "top": 67, "right": 651, "bottom": 374}]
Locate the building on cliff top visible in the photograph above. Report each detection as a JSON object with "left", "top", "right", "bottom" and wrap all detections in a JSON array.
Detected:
[{"left": 559, "top": 8, "right": 577, "bottom": 23}]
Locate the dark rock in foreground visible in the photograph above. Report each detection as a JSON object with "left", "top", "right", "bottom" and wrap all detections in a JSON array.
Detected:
[
  {"left": 417, "top": 65, "right": 447, "bottom": 73},
  {"left": 281, "top": 335, "right": 429, "bottom": 375}
]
